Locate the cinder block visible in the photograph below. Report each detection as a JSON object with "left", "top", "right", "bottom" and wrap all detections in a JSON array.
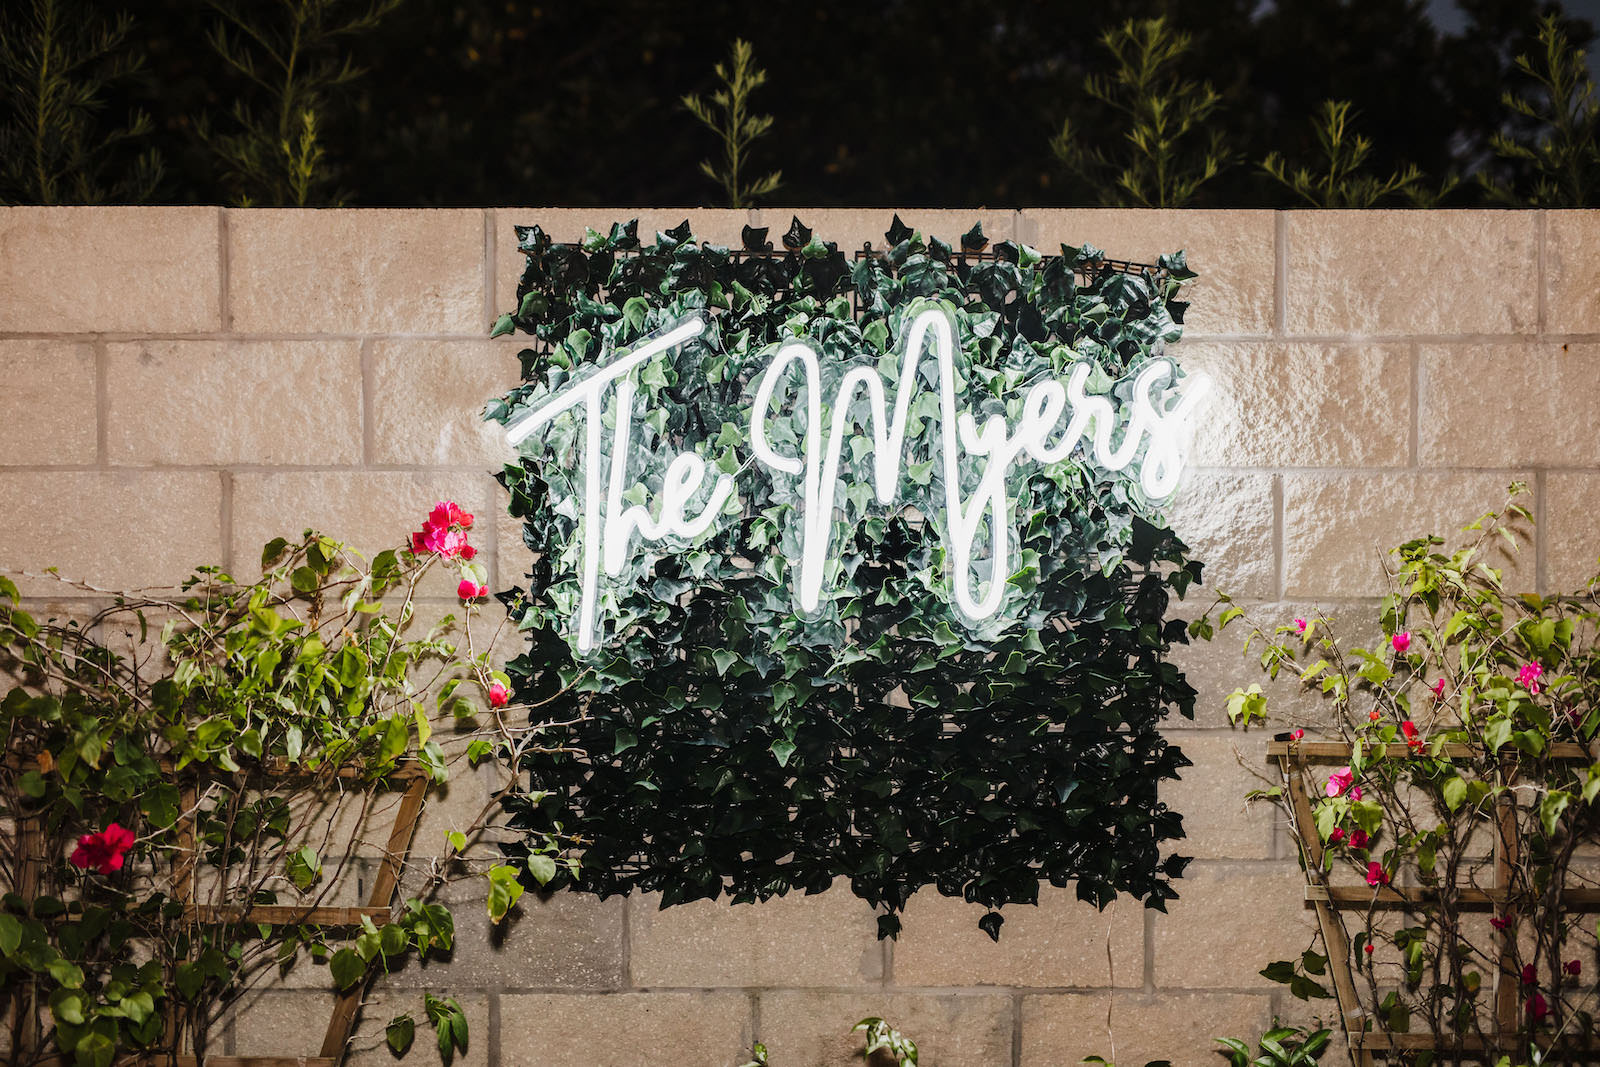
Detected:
[
  {"left": 1166, "top": 471, "right": 1276, "bottom": 600},
  {"left": 0, "top": 340, "right": 97, "bottom": 464},
  {"left": 893, "top": 885, "right": 1143, "bottom": 988},
  {"left": 1285, "top": 211, "right": 1538, "bottom": 336},
  {"left": 381, "top": 884, "right": 626, "bottom": 991},
  {"left": 228, "top": 988, "right": 490, "bottom": 1066},
  {"left": 1283, "top": 473, "right": 1532, "bottom": 598},
  {"left": 1545, "top": 210, "right": 1600, "bottom": 334},
  {"left": 0, "top": 470, "right": 222, "bottom": 595},
  {"left": 228, "top": 209, "right": 485, "bottom": 335},
  {"left": 1150, "top": 862, "right": 1315, "bottom": 988},
  {"left": 105, "top": 339, "right": 362, "bottom": 465},
  {"left": 1419, "top": 343, "right": 1600, "bottom": 467},
  {"left": 370, "top": 339, "right": 523, "bottom": 467},
  {"left": 1544, "top": 472, "right": 1600, "bottom": 593},
  {"left": 1161, "top": 732, "right": 1277, "bottom": 860},
  {"left": 629, "top": 883, "right": 882, "bottom": 988},
  {"left": 1182, "top": 342, "right": 1410, "bottom": 467},
  {"left": 497, "top": 992, "right": 751, "bottom": 1067},
  {"left": 0, "top": 207, "right": 221, "bottom": 333},
  {"left": 1022, "top": 209, "right": 1277, "bottom": 337},
  {"left": 758, "top": 990, "right": 1013, "bottom": 1067},
  {"left": 1021, "top": 991, "right": 1274, "bottom": 1067}
]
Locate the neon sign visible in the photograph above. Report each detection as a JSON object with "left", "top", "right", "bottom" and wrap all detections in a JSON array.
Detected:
[{"left": 505, "top": 304, "right": 1208, "bottom": 653}]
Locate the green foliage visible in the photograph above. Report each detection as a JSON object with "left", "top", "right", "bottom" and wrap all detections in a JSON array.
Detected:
[
  {"left": 1261, "top": 100, "right": 1442, "bottom": 208},
  {"left": 1215, "top": 1023, "right": 1331, "bottom": 1067},
  {"left": 487, "top": 217, "right": 1203, "bottom": 937},
  {"left": 0, "top": 0, "right": 161, "bottom": 204},
  {"left": 0, "top": 526, "right": 518, "bottom": 1064},
  {"left": 1481, "top": 14, "right": 1600, "bottom": 207},
  {"left": 1051, "top": 17, "right": 1232, "bottom": 208},
  {"left": 1198, "top": 486, "right": 1600, "bottom": 1056},
  {"left": 855, "top": 1017, "right": 917, "bottom": 1066},
  {"left": 682, "top": 38, "right": 782, "bottom": 209},
  {"left": 198, "top": 0, "right": 400, "bottom": 206}
]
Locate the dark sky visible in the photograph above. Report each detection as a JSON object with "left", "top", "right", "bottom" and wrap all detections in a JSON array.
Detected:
[{"left": 1431, "top": 0, "right": 1600, "bottom": 75}]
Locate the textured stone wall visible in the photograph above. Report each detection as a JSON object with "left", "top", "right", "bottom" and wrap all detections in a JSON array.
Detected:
[{"left": 2, "top": 206, "right": 1596, "bottom": 1067}]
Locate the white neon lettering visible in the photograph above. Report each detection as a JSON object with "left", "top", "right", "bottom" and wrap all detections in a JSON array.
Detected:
[{"left": 507, "top": 306, "right": 1207, "bottom": 651}]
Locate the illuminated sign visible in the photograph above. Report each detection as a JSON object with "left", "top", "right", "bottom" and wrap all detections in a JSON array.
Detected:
[{"left": 505, "top": 304, "right": 1208, "bottom": 653}]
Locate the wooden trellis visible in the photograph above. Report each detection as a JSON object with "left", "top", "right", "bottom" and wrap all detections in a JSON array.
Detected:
[
  {"left": 11, "top": 767, "right": 429, "bottom": 1067},
  {"left": 1271, "top": 739, "right": 1600, "bottom": 1063}
]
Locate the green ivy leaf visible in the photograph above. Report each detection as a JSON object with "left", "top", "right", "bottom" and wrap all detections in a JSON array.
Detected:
[{"left": 387, "top": 1014, "right": 415, "bottom": 1054}]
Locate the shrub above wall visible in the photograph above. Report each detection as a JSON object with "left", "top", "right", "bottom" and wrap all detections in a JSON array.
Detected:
[{"left": 486, "top": 217, "right": 1208, "bottom": 938}]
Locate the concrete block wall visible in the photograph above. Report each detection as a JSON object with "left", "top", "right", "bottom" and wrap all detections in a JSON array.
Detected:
[{"left": 2, "top": 206, "right": 1596, "bottom": 1067}]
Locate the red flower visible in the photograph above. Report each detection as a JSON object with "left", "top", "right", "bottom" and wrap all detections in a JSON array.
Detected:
[
  {"left": 1328, "top": 828, "right": 1346, "bottom": 846},
  {"left": 1369, "top": 710, "right": 1381, "bottom": 722},
  {"left": 1566, "top": 959, "right": 1582, "bottom": 977},
  {"left": 1522, "top": 964, "right": 1538, "bottom": 986},
  {"left": 1491, "top": 915, "right": 1514, "bottom": 932},
  {"left": 1526, "top": 992, "right": 1549, "bottom": 1023},
  {"left": 1349, "top": 829, "right": 1370, "bottom": 850},
  {"left": 1365, "top": 861, "right": 1389, "bottom": 887},
  {"left": 1431, "top": 678, "right": 1446, "bottom": 699},
  {"left": 1364, "top": 943, "right": 1374, "bottom": 955},
  {"left": 457, "top": 579, "right": 489, "bottom": 601},
  {"left": 1401, "top": 719, "right": 1424, "bottom": 753},
  {"left": 1289, "top": 728, "right": 1304, "bottom": 741},
  {"left": 488, "top": 682, "right": 509, "bottom": 708},
  {"left": 70, "top": 823, "right": 135, "bottom": 875}
]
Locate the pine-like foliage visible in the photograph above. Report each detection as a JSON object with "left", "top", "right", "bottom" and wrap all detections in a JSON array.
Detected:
[
  {"left": 1051, "top": 17, "right": 1233, "bottom": 208},
  {"left": 1481, "top": 14, "right": 1600, "bottom": 207},
  {"left": 1261, "top": 100, "right": 1452, "bottom": 208},
  {"left": 198, "top": 0, "right": 400, "bottom": 207},
  {"left": 0, "top": 0, "right": 162, "bottom": 205},
  {"left": 682, "top": 38, "right": 782, "bottom": 209}
]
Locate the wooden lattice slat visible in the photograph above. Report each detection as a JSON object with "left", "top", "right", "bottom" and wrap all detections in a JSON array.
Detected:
[
  {"left": 9, "top": 772, "right": 430, "bottom": 1067},
  {"left": 1269, "top": 739, "right": 1599, "bottom": 1061}
]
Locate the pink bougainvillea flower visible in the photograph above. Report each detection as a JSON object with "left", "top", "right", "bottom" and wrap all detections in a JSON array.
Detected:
[
  {"left": 411, "top": 501, "right": 478, "bottom": 561},
  {"left": 1490, "top": 915, "right": 1513, "bottom": 931},
  {"left": 70, "top": 823, "right": 135, "bottom": 875},
  {"left": 1293, "top": 618, "right": 1307, "bottom": 635},
  {"left": 1391, "top": 631, "right": 1412, "bottom": 654},
  {"left": 1289, "top": 728, "right": 1304, "bottom": 741},
  {"left": 1350, "top": 785, "right": 1363, "bottom": 801},
  {"left": 1431, "top": 678, "right": 1446, "bottom": 699},
  {"left": 1326, "top": 766, "right": 1354, "bottom": 798},
  {"left": 1365, "top": 861, "right": 1389, "bottom": 887},
  {"left": 1527, "top": 992, "right": 1549, "bottom": 1023},
  {"left": 1401, "top": 719, "right": 1424, "bottom": 753},
  {"left": 1517, "top": 662, "right": 1544, "bottom": 695},
  {"left": 1349, "top": 829, "right": 1370, "bottom": 850},
  {"left": 1328, "top": 828, "right": 1346, "bottom": 846},
  {"left": 457, "top": 579, "right": 489, "bottom": 601},
  {"left": 488, "top": 682, "right": 509, "bottom": 708},
  {"left": 1522, "top": 964, "right": 1538, "bottom": 985},
  {"left": 1566, "top": 959, "right": 1582, "bottom": 977},
  {"left": 428, "top": 501, "right": 473, "bottom": 531}
]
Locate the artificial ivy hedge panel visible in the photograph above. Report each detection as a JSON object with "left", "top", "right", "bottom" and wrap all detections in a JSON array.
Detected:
[{"left": 486, "top": 218, "right": 1203, "bottom": 937}]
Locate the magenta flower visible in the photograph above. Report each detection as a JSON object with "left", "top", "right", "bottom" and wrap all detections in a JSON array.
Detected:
[
  {"left": 488, "top": 681, "right": 509, "bottom": 708},
  {"left": 1391, "top": 631, "right": 1412, "bottom": 654},
  {"left": 1328, "top": 828, "right": 1346, "bottom": 845},
  {"left": 1522, "top": 964, "right": 1538, "bottom": 985},
  {"left": 1517, "top": 663, "right": 1544, "bottom": 695},
  {"left": 1326, "top": 766, "right": 1354, "bottom": 798},
  {"left": 411, "top": 500, "right": 477, "bottom": 561},
  {"left": 70, "top": 823, "right": 135, "bottom": 875},
  {"left": 1491, "top": 915, "right": 1513, "bottom": 932},
  {"left": 1566, "top": 959, "right": 1582, "bottom": 977},
  {"left": 1349, "top": 829, "right": 1370, "bottom": 850},
  {"left": 1527, "top": 992, "right": 1549, "bottom": 1023},
  {"left": 1293, "top": 618, "right": 1307, "bottom": 636},
  {"left": 1365, "top": 861, "right": 1389, "bottom": 887},
  {"left": 1350, "top": 785, "right": 1363, "bottom": 801},
  {"left": 1431, "top": 678, "right": 1446, "bottom": 699},
  {"left": 457, "top": 579, "right": 488, "bottom": 600},
  {"left": 1289, "top": 728, "right": 1304, "bottom": 741}
]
